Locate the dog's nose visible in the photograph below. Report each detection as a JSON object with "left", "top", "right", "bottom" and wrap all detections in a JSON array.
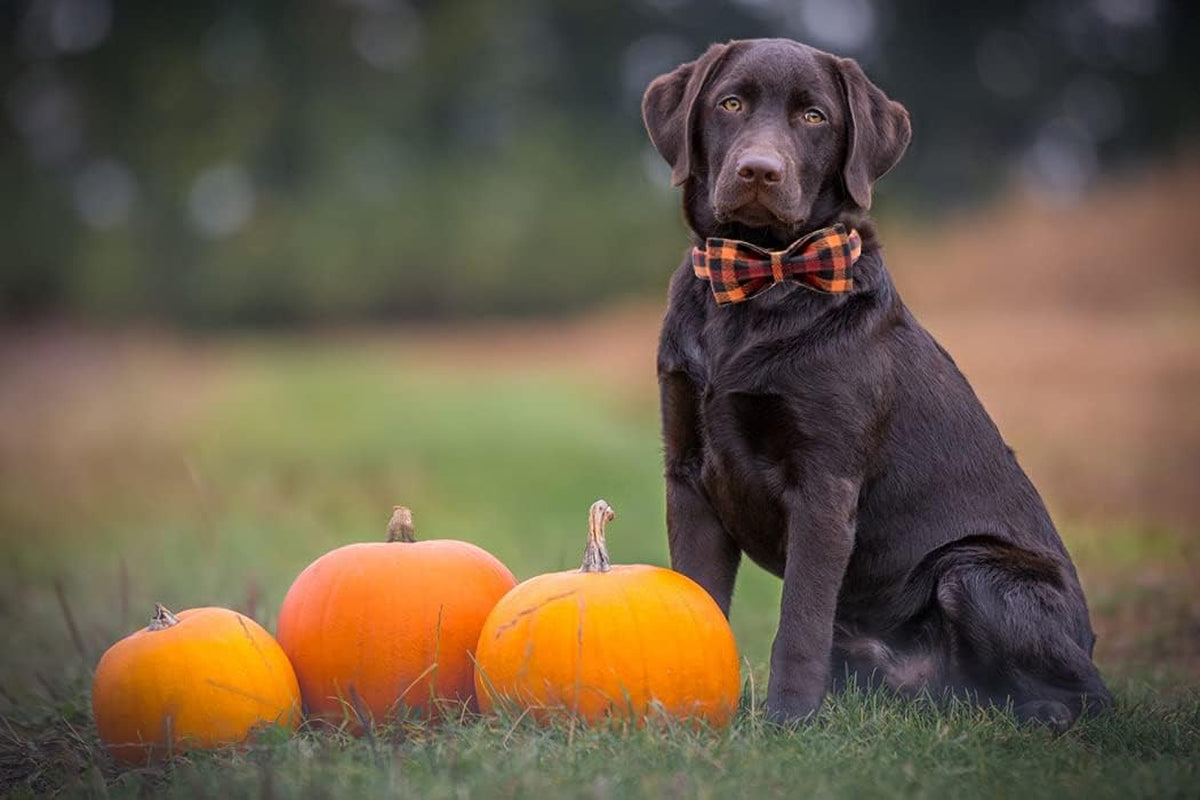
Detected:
[{"left": 735, "top": 153, "right": 784, "bottom": 185}]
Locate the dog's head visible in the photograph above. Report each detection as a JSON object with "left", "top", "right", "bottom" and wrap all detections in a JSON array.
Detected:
[{"left": 643, "top": 39, "right": 911, "bottom": 249}]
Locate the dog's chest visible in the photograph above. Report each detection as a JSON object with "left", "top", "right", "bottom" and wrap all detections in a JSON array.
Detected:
[
  {"left": 662, "top": 283, "right": 872, "bottom": 573},
  {"left": 682, "top": 347, "right": 803, "bottom": 574}
]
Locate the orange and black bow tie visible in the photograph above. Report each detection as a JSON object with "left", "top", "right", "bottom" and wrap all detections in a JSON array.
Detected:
[{"left": 692, "top": 223, "right": 862, "bottom": 305}]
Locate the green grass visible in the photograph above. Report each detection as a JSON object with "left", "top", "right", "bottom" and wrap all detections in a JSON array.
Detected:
[
  {"left": 6, "top": 681, "right": 1199, "bottom": 798},
  {"left": 1, "top": 338, "right": 1197, "bottom": 797}
]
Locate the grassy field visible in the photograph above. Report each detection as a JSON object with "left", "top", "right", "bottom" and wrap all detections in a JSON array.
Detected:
[{"left": 2, "top": 165, "right": 1199, "bottom": 796}]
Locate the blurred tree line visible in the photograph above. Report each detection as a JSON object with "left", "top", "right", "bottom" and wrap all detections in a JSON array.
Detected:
[{"left": 2, "top": 0, "right": 1197, "bottom": 326}]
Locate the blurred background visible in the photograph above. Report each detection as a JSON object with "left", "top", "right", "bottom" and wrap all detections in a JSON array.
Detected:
[
  {"left": 3, "top": 0, "right": 1199, "bottom": 323},
  {"left": 1, "top": 0, "right": 1199, "bottom": 713}
]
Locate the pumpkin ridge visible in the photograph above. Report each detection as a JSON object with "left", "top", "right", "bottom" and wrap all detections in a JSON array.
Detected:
[
  {"left": 679, "top": 573, "right": 739, "bottom": 719},
  {"left": 391, "top": 603, "right": 446, "bottom": 710},
  {"left": 603, "top": 577, "right": 642, "bottom": 719},
  {"left": 620, "top": 575, "right": 651, "bottom": 718},
  {"left": 666, "top": 574, "right": 704, "bottom": 715},
  {"left": 572, "top": 592, "right": 585, "bottom": 716}
]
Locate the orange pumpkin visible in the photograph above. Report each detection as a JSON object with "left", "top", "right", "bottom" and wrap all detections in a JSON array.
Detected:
[
  {"left": 276, "top": 506, "right": 517, "bottom": 726},
  {"left": 92, "top": 604, "right": 301, "bottom": 765},
  {"left": 474, "top": 500, "right": 740, "bottom": 727}
]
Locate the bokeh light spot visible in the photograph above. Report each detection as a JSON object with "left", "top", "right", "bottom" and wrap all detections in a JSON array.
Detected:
[
  {"left": 73, "top": 158, "right": 137, "bottom": 230},
  {"left": 188, "top": 163, "right": 256, "bottom": 239}
]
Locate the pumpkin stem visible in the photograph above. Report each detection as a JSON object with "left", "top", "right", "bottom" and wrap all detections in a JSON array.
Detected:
[
  {"left": 580, "top": 500, "right": 615, "bottom": 573},
  {"left": 147, "top": 603, "right": 180, "bottom": 631},
  {"left": 387, "top": 505, "right": 417, "bottom": 543}
]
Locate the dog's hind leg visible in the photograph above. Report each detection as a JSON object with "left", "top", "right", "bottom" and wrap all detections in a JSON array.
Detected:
[{"left": 933, "top": 540, "right": 1113, "bottom": 730}]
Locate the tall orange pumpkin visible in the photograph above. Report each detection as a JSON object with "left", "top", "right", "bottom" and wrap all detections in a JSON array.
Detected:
[
  {"left": 276, "top": 506, "right": 517, "bottom": 726},
  {"left": 92, "top": 604, "right": 301, "bottom": 765},
  {"left": 474, "top": 500, "right": 741, "bottom": 726}
]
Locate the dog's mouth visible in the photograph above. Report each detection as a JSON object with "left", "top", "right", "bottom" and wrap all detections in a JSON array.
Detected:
[{"left": 713, "top": 198, "right": 802, "bottom": 245}]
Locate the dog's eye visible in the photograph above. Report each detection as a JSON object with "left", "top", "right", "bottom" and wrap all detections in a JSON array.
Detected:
[
  {"left": 802, "top": 108, "right": 826, "bottom": 124},
  {"left": 719, "top": 97, "right": 743, "bottom": 113}
]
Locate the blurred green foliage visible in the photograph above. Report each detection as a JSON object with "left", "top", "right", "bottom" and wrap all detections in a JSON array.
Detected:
[{"left": 2, "top": 0, "right": 1198, "bottom": 325}]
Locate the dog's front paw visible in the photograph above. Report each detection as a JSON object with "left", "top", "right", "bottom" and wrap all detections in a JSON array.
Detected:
[{"left": 764, "top": 686, "right": 824, "bottom": 726}]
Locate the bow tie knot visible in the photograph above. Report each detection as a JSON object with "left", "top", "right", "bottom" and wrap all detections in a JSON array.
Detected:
[{"left": 692, "top": 224, "right": 862, "bottom": 305}]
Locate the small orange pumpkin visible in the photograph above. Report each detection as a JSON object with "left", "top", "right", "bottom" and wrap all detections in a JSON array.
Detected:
[
  {"left": 276, "top": 506, "right": 517, "bottom": 726},
  {"left": 92, "top": 604, "right": 301, "bottom": 765},
  {"left": 474, "top": 500, "right": 740, "bottom": 726}
]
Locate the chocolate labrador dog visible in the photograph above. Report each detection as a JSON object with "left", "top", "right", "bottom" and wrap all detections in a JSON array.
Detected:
[{"left": 642, "top": 38, "right": 1112, "bottom": 729}]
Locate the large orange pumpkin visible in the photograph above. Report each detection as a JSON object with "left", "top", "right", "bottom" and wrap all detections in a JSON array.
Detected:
[
  {"left": 92, "top": 604, "right": 301, "bottom": 765},
  {"left": 276, "top": 506, "right": 517, "bottom": 726},
  {"left": 474, "top": 500, "right": 740, "bottom": 727}
]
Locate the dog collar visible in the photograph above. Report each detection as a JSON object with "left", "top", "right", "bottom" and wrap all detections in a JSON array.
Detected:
[{"left": 692, "top": 224, "right": 862, "bottom": 305}]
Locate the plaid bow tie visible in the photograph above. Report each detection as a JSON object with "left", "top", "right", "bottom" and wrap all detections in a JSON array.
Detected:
[{"left": 692, "top": 224, "right": 862, "bottom": 305}]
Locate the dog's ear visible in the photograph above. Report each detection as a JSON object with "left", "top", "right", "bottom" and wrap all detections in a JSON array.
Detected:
[
  {"left": 835, "top": 57, "right": 911, "bottom": 209},
  {"left": 642, "top": 43, "right": 732, "bottom": 186}
]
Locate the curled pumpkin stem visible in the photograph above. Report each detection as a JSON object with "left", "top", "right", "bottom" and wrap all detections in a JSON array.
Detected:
[
  {"left": 147, "top": 603, "right": 180, "bottom": 631},
  {"left": 580, "top": 500, "right": 615, "bottom": 573},
  {"left": 387, "top": 506, "right": 417, "bottom": 543}
]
